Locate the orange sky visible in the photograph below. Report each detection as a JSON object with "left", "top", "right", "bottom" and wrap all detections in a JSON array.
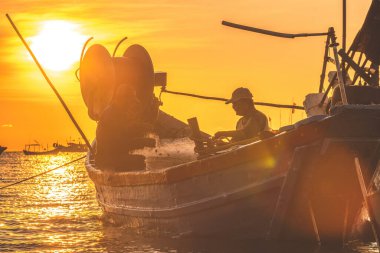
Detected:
[{"left": 0, "top": 0, "right": 372, "bottom": 150}]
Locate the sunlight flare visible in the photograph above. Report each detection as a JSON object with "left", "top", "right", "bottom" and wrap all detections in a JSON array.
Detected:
[{"left": 29, "top": 20, "right": 87, "bottom": 71}]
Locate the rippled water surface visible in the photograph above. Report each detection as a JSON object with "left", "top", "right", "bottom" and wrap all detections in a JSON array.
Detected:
[{"left": 0, "top": 152, "right": 378, "bottom": 252}]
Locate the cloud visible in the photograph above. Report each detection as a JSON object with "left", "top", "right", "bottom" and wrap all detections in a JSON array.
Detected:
[{"left": 1, "top": 124, "right": 13, "bottom": 128}]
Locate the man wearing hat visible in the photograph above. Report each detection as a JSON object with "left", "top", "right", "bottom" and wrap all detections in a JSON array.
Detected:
[{"left": 214, "top": 87, "right": 270, "bottom": 142}]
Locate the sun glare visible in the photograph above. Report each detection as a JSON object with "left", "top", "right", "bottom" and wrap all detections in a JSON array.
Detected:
[{"left": 29, "top": 20, "right": 87, "bottom": 71}]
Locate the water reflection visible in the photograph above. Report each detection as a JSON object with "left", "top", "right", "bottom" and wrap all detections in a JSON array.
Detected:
[
  {"left": 100, "top": 223, "right": 380, "bottom": 253},
  {"left": 0, "top": 152, "right": 104, "bottom": 252},
  {"left": 0, "top": 152, "right": 378, "bottom": 252}
]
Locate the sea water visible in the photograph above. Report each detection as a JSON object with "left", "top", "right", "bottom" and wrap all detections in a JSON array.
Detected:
[{"left": 0, "top": 152, "right": 378, "bottom": 253}]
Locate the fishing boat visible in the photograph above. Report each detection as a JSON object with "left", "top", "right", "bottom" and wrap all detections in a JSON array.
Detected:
[
  {"left": 0, "top": 146, "right": 7, "bottom": 155},
  {"left": 80, "top": 0, "right": 380, "bottom": 246},
  {"left": 53, "top": 141, "right": 87, "bottom": 153},
  {"left": 86, "top": 108, "right": 380, "bottom": 242},
  {"left": 23, "top": 143, "right": 60, "bottom": 155}
]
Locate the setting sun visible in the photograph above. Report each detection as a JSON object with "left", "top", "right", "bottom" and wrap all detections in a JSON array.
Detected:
[
  {"left": 29, "top": 20, "right": 87, "bottom": 71},
  {"left": 1, "top": 0, "right": 380, "bottom": 252}
]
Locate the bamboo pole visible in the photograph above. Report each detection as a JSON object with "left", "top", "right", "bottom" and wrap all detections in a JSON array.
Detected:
[
  {"left": 319, "top": 34, "right": 331, "bottom": 93},
  {"left": 355, "top": 158, "right": 380, "bottom": 247},
  {"left": 5, "top": 14, "right": 94, "bottom": 153},
  {"left": 330, "top": 27, "right": 348, "bottom": 104},
  {"left": 342, "top": 0, "right": 347, "bottom": 84},
  {"left": 221, "top": 21, "right": 328, "bottom": 39},
  {"left": 342, "top": 0, "right": 347, "bottom": 55}
]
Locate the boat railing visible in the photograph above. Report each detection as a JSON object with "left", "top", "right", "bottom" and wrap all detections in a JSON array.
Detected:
[{"left": 24, "top": 143, "right": 41, "bottom": 152}]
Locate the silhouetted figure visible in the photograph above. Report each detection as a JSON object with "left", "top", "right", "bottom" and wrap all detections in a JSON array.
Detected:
[
  {"left": 214, "top": 87, "right": 271, "bottom": 142},
  {"left": 96, "top": 84, "right": 155, "bottom": 171}
]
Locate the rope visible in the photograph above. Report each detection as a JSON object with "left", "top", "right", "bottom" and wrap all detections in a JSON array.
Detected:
[
  {"left": 222, "top": 21, "right": 329, "bottom": 39},
  {"left": 0, "top": 155, "right": 86, "bottom": 190},
  {"left": 161, "top": 88, "right": 304, "bottom": 110}
]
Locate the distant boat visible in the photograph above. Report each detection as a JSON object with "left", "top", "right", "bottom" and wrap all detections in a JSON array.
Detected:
[
  {"left": 23, "top": 143, "right": 59, "bottom": 155},
  {"left": 0, "top": 146, "right": 7, "bottom": 155},
  {"left": 53, "top": 142, "right": 87, "bottom": 153}
]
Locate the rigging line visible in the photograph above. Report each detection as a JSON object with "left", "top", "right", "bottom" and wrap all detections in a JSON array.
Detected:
[
  {"left": 221, "top": 21, "right": 329, "bottom": 39},
  {"left": 5, "top": 14, "right": 94, "bottom": 154},
  {"left": 161, "top": 89, "right": 304, "bottom": 110},
  {"left": 0, "top": 155, "right": 86, "bottom": 190}
]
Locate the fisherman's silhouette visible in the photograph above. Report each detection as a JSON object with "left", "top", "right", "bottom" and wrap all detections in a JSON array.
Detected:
[
  {"left": 95, "top": 84, "right": 156, "bottom": 171},
  {"left": 214, "top": 87, "right": 272, "bottom": 143}
]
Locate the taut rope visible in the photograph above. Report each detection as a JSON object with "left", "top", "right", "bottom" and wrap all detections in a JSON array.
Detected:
[
  {"left": 0, "top": 155, "right": 86, "bottom": 190},
  {"left": 6, "top": 14, "right": 94, "bottom": 154},
  {"left": 161, "top": 88, "right": 304, "bottom": 110}
]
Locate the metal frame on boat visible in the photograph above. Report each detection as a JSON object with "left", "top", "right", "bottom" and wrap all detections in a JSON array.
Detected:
[{"left": 22, "top": 143, "right": 59, "bottom": 155}]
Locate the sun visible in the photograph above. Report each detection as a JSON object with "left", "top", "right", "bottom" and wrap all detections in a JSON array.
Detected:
[{"left": 29, "top": 20, "right": 88, "bottom": 71}]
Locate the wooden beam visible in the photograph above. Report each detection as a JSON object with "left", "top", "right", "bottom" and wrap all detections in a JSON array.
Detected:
[
  {"left": 267, "top": 146, "right": 315, "bottom": 240},
  {"left": 342, "top": 200, "right": 350, "bottom": 245},
  {"left": 308, "top": 200, "right": 321, "bottom": 245},
  {"left": 354, "top": 157, "right": 380, "bottom": 246},
  {"left": 338, "top": 49, "right": 377, "bottom": 86}
]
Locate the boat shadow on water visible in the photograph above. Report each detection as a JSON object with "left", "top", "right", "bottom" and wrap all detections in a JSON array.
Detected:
[{"left": 99, "top": 221, "right": 376, "bottom": 253}]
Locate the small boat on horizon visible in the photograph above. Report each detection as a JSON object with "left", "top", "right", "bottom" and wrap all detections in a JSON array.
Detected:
[
  {"left": 22, "top": 143, "right": 60, "bottom": 156},
  {"left": 53, "top": 141, "right": 88, "bottom": 153},
  {"left": 0, "top": 146, "right": 7, "bottom": 155}
]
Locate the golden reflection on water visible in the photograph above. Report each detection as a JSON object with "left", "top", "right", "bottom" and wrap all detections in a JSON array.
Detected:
[
  {"left": 33, "top": 156, "right": 79, "bottom": 219},
  {"left": 0, "top": 152, "right": 107, "bottom": 252},
  {"left": 0, "top": 152, "right": 379, "bottom": 253}
]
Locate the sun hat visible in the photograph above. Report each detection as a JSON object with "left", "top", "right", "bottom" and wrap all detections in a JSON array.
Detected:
[{"left": 225, "top": 87, "right": 253, "bottom": 104}]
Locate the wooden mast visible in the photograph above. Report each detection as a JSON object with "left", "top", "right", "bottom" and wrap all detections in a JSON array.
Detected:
[{"left": 342, "top": 0, "right": 347, "bottom": 84}]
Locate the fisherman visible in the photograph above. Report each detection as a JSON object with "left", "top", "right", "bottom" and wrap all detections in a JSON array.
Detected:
[
  {"left": 95, "top": 84, "right": 156, "bottom": 171},
  {"left": 214, "top": 87, "right": 270, "bottom": 142}
]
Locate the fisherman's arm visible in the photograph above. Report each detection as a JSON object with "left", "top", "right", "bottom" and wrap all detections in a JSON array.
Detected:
[
  {"left": 214, "top": 129, "right": 246, "bottom": 140},
  {"left": 214, "top": 117, "right": 259, "bottom": 140}
]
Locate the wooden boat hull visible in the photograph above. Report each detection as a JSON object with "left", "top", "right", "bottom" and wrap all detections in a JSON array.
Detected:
[
  {"left": 93, "top": 163, "right": 284, "bottom": 238},
  {"left": 23, "top": 148, "right": 60, "bottom": 155},
  {"left": 86, "top": 105, "right": 380, "bottom": 244}
]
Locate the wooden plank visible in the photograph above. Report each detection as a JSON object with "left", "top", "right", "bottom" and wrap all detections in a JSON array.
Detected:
[
  {"left": 338, "top": 49, "right": 377, "bottom": 86},
  {"left": 354, "top": 157, "right": 380, "bottom": 246},
  {"left": 368, "top": 191, "right": 380, "bottom": 241},
  {"left": 187, "top": 117, "right": 202, "bottom": 140},
  {"left": 266, "top": 145, "right": 316, "bottom": 240},
  {"left": 367, "top": 160, "right": 380, "bottom": 193},
  {"left": 342, "top": 200, "right": 350, "bottom": 245},
  {"left": 308, "top": 200, "right": 321, "bottom": 245}
]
